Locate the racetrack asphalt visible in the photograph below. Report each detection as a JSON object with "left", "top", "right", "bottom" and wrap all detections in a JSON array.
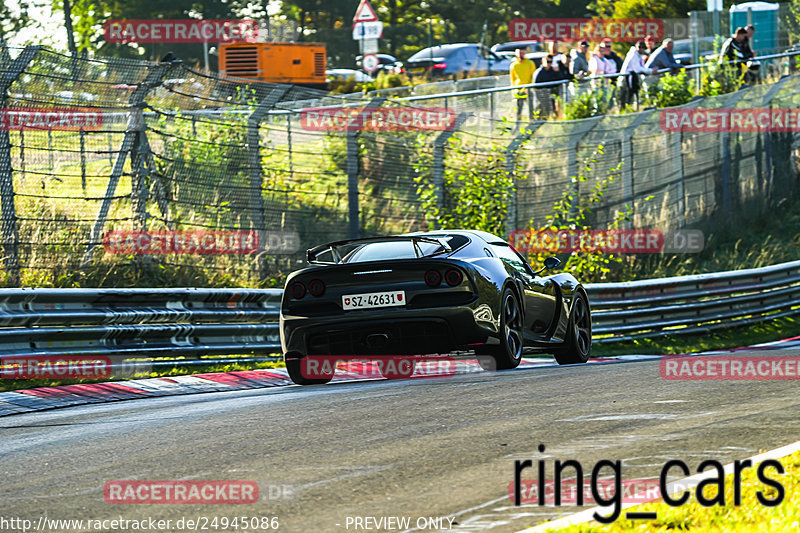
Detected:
[{"left": 1, "top": 348, "right": 798, "bottom": 533}]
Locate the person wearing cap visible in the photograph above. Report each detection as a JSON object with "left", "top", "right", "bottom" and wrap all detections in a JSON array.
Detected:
[
  {"left": 602, "top": 38, "right": 624, "bottom": 71},
  {"left": 645, "top": 38, "right": 683, "bottom": 75},
  {"left": 510, "top": 47, "right": 536, "bottom": 123},
  {"left": 618, "top": 40, "right": 653, "bottom": 108},
  {"left": 570, "top": 41, "right": 590, "bottom": 78}
]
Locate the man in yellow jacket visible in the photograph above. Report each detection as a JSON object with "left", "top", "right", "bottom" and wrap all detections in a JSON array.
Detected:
[{"left": 510, "top": 47, "right": 535, "bottom": 123}]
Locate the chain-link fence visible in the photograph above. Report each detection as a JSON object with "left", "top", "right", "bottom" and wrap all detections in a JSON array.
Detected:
[{"left": 1, "top": 45, "right": 800, "bottom": 288}]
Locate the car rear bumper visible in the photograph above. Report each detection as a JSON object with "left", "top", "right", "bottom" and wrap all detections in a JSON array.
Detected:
[{"left": 281, "top": 306, "right": 496, "bottom": 356}]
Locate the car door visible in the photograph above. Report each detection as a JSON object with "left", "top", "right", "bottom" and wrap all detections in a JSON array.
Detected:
[{"left": 489, "top": 243, "right": 558, "bottom": 340}]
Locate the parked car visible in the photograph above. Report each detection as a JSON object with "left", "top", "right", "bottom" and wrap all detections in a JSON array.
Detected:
[
  {"left": 491, "top": 41, "right": 548, "bottom": 66},
  {"left": 280, "top": 230, "right": 592, "bottom": 384},
  {"left": 672, "top": 37, "right": 718, "bottom": 66},
  {"left": 405, "top": 43, "right": 512, "bottom": 80},
  {"left": 355, "top": 54, "right": 404, "bottom": 75},
  {"left": 326, "top": 69, "right": 373, "bottom": 83}
]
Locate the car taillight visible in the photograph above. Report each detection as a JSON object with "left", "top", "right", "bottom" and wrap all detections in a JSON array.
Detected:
[
  {"left": 399, "top": 67, "right": 406, "bottom": 73},
  {"left": 289, "top": 282, "right": 306, "bottom": 299},
  {"left": 445, "top": 269, "right": 463, "bottom": 286},
  {"left": 432, "top": 62, "right": 447, "bottom": 69},
  {"left": 425, "top": 270, "right": 442, "bottom": 287},
  {"left": 308, "top": 279, "right": 325, "bottom": 297}
]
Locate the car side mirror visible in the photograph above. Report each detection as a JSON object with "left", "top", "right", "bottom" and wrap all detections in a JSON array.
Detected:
[{"left": 532, "top": 256, "right": 560, "bottom": 275}]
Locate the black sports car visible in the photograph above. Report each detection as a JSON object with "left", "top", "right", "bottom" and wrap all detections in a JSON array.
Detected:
[{"left": 279, "top": 230, "right": 592, "bottom": 384}]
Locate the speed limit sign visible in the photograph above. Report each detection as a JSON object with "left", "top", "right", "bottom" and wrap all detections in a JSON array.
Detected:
[{"left": 362, "top": 53, "right": 380, "bottom": 74}]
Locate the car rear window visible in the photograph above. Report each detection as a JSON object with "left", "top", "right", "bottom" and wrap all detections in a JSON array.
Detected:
[{"left": 340, "top": 235, "right": 469, "bottom": 263}]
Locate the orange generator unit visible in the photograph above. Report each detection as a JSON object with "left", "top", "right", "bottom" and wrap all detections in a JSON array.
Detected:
[{"left": 219, "top": 42, "right": 327, "bottom": 87}]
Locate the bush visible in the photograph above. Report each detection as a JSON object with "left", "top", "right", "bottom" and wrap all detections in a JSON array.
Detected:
[
  {"left": 699, "top": 59, "right": 744, "bottom": 97},
  {"left": 562, "top": 89, "right": 610, "bottom": 120},
  {"left": 643, "top": 71, "right": 695, "bottom": 108}
]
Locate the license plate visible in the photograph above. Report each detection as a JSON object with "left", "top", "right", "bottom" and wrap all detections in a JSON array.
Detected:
[
  {"left": 409, "top": 67, "right": 426, "bottom": 74},
  {"left": 342, "top": 291, "right": 405, "bottom": 310}
]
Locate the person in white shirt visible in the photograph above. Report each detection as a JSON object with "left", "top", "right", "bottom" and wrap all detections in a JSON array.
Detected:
[{"left": 618, "top": 41, "right": 653, "bottom": 108}]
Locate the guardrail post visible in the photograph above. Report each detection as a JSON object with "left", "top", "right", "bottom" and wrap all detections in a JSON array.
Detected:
[
  {"left": 247, "top": 86, "right": 291, "bottom": 278},
  {"left": 433, "top": 112, "right": 470, "bottom": 230},
  {"left": 0, "top": 45, "right": 41, "bottom": 286},
  {"left": 346, "top": 97, "right": 385, "bottom": 239},
  {"left": 504, "top": 121, "right": 542, "bottom": 235},
  {"left": 81, "top": 57, "right": 180, "bottom": 268}
]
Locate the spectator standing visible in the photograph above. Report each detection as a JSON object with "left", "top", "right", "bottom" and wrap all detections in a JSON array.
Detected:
[
  {"left": 618, "top": 41, "right": 653, "bottom": 108},
  {"left": 533, "top": 55, "right": 562, "bottom": 118},
  {"left": 742, "top": 24, "right": 760, "bottom": 83},
  {"left": 589, "top": 43, "right": 616, "bottom": 86},
  {"left": 645, "top": 38, "right": 683, "bottom": 75},
  {"left": 743, "top": 24, "right": 756, "bottom": 58},
  {"left": 570, "top": 41, "right": 590, "bottom": 78},
  {"left": 719, "top": 27, "right": 749, "bottom": 75},
  {"left": 643, "top": 35, "right": 658, "bottom": 57},
  {"left": 510, "top": 47, "right": 535, "bottom": 123},
  {"left": 602, "top": 38, "right": 624, "bottom": 72}
]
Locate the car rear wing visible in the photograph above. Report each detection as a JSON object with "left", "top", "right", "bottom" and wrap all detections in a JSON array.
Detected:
[{"left": 307, "top": 236, "right": 451, "bottom": 265}]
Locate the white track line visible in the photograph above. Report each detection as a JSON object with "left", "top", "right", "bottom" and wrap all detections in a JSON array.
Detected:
[{"left": 518, "top": 439, "right": 800, "bottom": 532}]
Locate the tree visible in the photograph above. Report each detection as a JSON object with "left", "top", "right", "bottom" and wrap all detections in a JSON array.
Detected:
[{"left": 590, "top": 0, "right": 705, "bottom": 19}]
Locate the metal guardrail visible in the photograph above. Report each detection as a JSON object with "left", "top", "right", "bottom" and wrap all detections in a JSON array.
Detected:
[
  {"left": 0, "top": 288, "right": 283, "bottom": 365},
  {"left": 0, "top": 260, "right": 797, "bottom": 366},
  {"left": 585, "top": 260, "right": 800, "bottom": 343}
]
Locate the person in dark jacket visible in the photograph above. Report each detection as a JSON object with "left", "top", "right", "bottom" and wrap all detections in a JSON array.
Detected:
[
  {"left": 533, "top": 55, "right": 562, "bottom": 118},
  {"left": 720, "top": 27, "right": 749, "bottom": 72},
  {"left": 602, "top": 38, "right": 624, "bottom": 72}
]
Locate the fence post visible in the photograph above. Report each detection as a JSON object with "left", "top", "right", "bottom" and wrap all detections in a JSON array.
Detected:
[
  {"left": 671, "top": 131, "right": 685, "bottom": 228},
  {"left": 619, "top": 110, "right": 654, "bottom": 229},
  {"left": 0, "top": 45, "right": 42, "bottom": 286},
  {"left": 432, "top": 112, "right": 470, "bottom": 229},
  {"left": 566, "top": 116, "right": 604, "bottom": 221},
  {"left": 716, "top": 88, "right": 753, "bottom": 218},
  {"left": 246, "top": 86, "right": 291, "bottom": 278},
  {"left": 346, "top": 97, "right": 385, "bottom": 239},
  {"left": 504, "top": 121, "right": 542, "bottom": 236},
  {"left": 81, "top": 56, "right": 179, "bottom": 268}
]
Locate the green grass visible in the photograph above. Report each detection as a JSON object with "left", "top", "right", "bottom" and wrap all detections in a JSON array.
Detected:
[
  {"left": 539, "top": 450, "right": 800, "bottom": 532},
  {"left": 592, "top": 315, "right": 800, "bottom": 358}
]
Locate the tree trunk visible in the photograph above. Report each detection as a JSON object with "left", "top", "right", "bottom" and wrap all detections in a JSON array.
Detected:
[{"left": 63, "top": 0, "right": 78, "bottom": 55}]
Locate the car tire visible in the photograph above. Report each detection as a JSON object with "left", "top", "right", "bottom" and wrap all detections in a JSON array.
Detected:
[
  {"left": 553, "top": 292, "right": 592, "bottom": 365},
  {"left": 285, "top": 353, "right": 334, "bottom": 385},
  {"left": 478, "top": 287, "right": 523, "bottom": 371}
]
